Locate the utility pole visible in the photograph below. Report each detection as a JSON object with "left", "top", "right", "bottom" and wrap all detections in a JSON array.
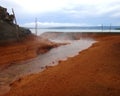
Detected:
[
  {"left": 35, "top": 18, "right": 38, "bottom": 35},
  {"left": 12, "top": 8, "right": 19, "bottom": 40},
  {"left": 101, "top": 24, "right": 103, "bottom": 32},
  {"left": 109, "top": 24, "right": 111, "bottom": 32}
]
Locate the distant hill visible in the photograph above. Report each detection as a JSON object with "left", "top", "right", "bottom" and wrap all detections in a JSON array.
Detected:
[{"left": 46, "top": 26, "right": 120, "bottom": 30}]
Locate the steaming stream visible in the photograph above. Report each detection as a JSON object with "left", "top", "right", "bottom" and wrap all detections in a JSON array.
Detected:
[{"left": 0, "top": 38, "right": 96, "bottom": 95}]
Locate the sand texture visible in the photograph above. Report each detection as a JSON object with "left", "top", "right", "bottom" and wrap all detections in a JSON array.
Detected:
[
  {"left": 0, "top": 34, "right": 58, "bottom": 70},
  {"left": 1, "top": 33, "right": 120, "bottom": 96}
]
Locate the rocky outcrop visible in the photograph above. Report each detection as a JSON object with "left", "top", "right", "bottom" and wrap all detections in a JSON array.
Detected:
[
  {"left": 0, "top": 6, "right": 31, "bottom": 43},
  {"left": 0, "top": 6, "right": 60, "bottom": 69}
]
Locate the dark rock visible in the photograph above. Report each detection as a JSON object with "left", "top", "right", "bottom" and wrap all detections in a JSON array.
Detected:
[{"left": 0, "top": 6, "right": 32, "bottom": 44}]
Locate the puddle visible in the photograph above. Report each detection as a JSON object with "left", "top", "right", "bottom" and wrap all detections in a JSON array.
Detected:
[{"left": 0, "top": 38, "right": 96, "bottom": 95}]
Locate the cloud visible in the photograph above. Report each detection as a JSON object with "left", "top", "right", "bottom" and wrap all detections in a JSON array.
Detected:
[
  {"left": 21, "top": 22, "right": 90, "bottom": 28},
  {"left": 2, "top": 0, "right": 71, "bottom": 13},
  {"left": 1, "top": 0, "right": 120, "bottom": 14},
  {"left": 62, "top": 0, "right": 120, "bottom": 18},
  {"left": 0, "top": 1, "right": 23, "bottom": 14},
  {"left": 111, "top": 12, "right": 120, "bottom": 18},
  {"left": 1, "top": 0, "right": 120, "bottom": 25}
]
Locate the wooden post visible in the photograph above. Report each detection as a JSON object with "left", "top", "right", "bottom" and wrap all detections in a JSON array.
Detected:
[
  {"left": 35, "top": 18, "right": 38, "bottom": 35},
  {"left": 12, "top": 8, "right": 19, "bottom": 40}
]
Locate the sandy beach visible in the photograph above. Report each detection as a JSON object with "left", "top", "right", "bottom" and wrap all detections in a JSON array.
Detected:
[{"left": 1, "top": 33, "right": 120, "bottom": 96}]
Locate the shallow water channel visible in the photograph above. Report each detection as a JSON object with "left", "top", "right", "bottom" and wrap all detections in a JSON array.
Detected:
[{"left": 0, "top": 38, "right": 96, "bottom": 95}]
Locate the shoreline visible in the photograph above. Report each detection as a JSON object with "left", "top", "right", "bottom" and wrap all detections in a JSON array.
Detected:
[{"left": 1, "top": 32, "right": 120, "bottom": 96}]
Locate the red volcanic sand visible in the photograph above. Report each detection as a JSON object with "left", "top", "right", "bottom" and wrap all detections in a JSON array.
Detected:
[
  {"left": 2, "top": 33, "right": 120, "bottom": 96},
  {"left": 0, "top": 34, "right": 57, "bottom": 70}
]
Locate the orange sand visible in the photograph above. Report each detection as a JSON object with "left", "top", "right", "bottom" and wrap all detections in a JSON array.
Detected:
[
  {"left": 0, "top": 34, "right": 58, "bottom": 70},
  {"left": 1, "top": 33, "right": 120, "bottom": 96}
]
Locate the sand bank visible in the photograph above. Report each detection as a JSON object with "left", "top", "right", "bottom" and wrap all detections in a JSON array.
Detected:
[
  {"left": 1, "top": 33, "right": 120, "bottom": 96},
  {"left": 0, "top": 34, "right": 59, "bottom": 70}
]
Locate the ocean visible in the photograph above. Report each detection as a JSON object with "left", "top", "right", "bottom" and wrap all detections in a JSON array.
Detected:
[{"left": 29, "top": 26, "right": 120, "bottom": 35}]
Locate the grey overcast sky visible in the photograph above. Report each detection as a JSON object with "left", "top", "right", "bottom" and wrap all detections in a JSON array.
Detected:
[{"left": 1, "top": 0, "right": 120, "bottom": 27}]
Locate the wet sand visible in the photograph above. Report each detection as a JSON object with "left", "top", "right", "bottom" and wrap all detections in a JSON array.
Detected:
[
  {"left": 0, "top": 39, "right": 95, "bottom": 95},
  {"left": 0, "top": 34, "right": 59, "bottom": 70},
  {"left": 1, "top": 33, "right": 120, "bottom": 96}
]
